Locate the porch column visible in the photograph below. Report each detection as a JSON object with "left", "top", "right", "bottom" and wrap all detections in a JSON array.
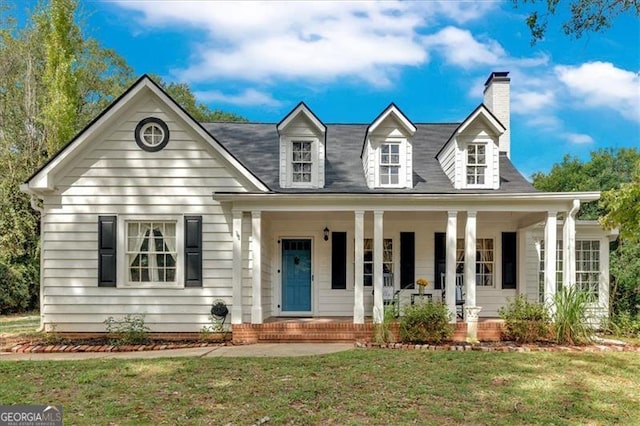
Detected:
[
  {"left": 562, "top": 200, "right": 579, "bottom": 288},
  {"left": 251, "top": 211, "right": 262, "bottom": 324},
  {"left": 353, "top": 210, "right": 365, "bottom": 324},
  {"left": 544, "top": 211, "right": 558, "bottom": 307},
  {"left": 232, "top": 210, "right": 243, "bottom": 324},
  {"left": 445, "top": 211, "right": 458, "bottom": 323},
  {"left": 373, "top": 210, "right": 384, "bottom": 323},
  {"left": 464, "top": 211, "right": 477, "bottom": 309}
]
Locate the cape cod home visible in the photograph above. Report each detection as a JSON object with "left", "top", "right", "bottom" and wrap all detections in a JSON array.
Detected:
[{"left": 21, "top": 72, "right": 614, "bottom": 342}]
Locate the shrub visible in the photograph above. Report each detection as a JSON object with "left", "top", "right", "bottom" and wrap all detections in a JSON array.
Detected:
[
  {"left": 608, "top": 311, "right": 640, "bottom": 337},
  {"left": 400, "top": 301, "right": 453, "bottom": 344},
  {"left": 553, "top": 287, "right": 594, "bottom": 345},
  {"left": 499, "top": 296, "right": 551, "bottom": 343},
  {"left": 0, "top": 261, "right": 30, "bottom": 314},
  {"left": 104, "top": 314, "right": 150, "bottom": 345}
]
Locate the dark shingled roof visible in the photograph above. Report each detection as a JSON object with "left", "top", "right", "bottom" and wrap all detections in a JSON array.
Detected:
[{"left": 202, "top": 122, "right": 536, "bottom": 193}]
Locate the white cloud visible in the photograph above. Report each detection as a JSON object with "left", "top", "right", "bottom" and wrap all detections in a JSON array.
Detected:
[
  {"left": 562, "top": 132, "right": 595, "bottom": 145},
  {"left": 195, "top": 88, "right": 281, "bottom": 107},
  {"left": 116, "top": 1, "right": 434, "bottom": 85},
  {"left": 511, "top": 89, "right": 555, "bottom": 114},
  {"left": 423, "top": 27, "right": 505, "bottom": 68},
  {"left": 555, "top": 62, "right": 640, "bottom": 122}
]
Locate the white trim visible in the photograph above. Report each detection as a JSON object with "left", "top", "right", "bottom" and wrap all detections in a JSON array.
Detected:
[
  {"left": 374, "top": 139, "right": 407, "bottom": 188},
  {"left": 464, "top": 211, "right": 477, "bottom": 315},
  {"left": 456, "top": 105, "right": 506, "bottom": 136},
  {"left": 544, "top": 211, "right": 558, "bottom": 308},
  {"left": 251, "top": 211, "right": 263, "bottom": 324},
  {"left": 27, "top": 77, "right": 268, "bottom": 193},
  {"left": 353, "top": 211, "right": 365, "bottom": 324},
  {"left": 277, "top": 236, "right": 315, "bottom": 316},
  {"left": 373, "top": 211, "right": 384, "bottom": 323},
  {"left": 116, "top": 215, "right": 184, "bottom": 289},
  {"left": 368, "top": 105, "right": 416, "bottom": 135},
  {"left": 284, "top": 137, "right": 320, "bottom": 188},
  {"left": 232, "top": 210, "right": 243, "bottom": 324},
  {"left": 277, "top": 103, "right": 326, "bottom": 134}
]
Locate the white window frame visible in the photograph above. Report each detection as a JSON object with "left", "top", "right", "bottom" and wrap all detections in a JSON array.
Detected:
[
  {"left": 375, "top": 138, "right": 406, "bottom": 188},
  {"left": 286, "top": 137, "right": 318, "bottom": 188},
  {"left": 456, "top": 237, "right": 495, "bottom": 287},
  {"left": 538, "top": 240, "right": 563, "bottom": 302},
  {"left": 465, "top": 142, "right": 488, "bottom": 187},
  {"left": 363, "top": 238, "right": 393, "bottom": 287},
  {"left": 576, "top": 240, "right": 600, "bottom": 298},
  {"left": 117, "top": 215, "right": 184, "bottom": 288}
]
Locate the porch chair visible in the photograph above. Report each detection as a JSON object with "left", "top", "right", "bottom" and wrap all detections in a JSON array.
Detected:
[
  {"left": 382, "top": 273, "right": 400, "bottom": 318},
  {"left": 440, "top": 273, "right": 465, "bottom": 320}
]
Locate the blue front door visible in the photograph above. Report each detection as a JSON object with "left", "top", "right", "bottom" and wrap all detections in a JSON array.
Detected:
[{"left": 282, "top": 239, "right": 312, "bottom": 312}]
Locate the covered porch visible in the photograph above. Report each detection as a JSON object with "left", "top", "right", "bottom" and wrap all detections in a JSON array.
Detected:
[{"left": 214, "top": 192, "right": 600, "bottom": 341}]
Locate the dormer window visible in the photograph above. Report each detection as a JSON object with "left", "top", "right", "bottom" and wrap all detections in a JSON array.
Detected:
[
  {"left": 380, "top": 143, "right": 400, "bottom": 186},
  {"left": 277, "top": 102, "right": 326, "bottom": 189},
  {"left": 466, "top": 143, "right": 486, "bottom": 185},
  {"left": 292, "top": 140, "right": 312, "bottom": 183}
]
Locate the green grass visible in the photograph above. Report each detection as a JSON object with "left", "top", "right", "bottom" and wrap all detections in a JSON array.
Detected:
[
  {"left": 1, "top": 350, "right": 639, "bottom": 425},
  {"left": 0, "top": 313, "right": 39, "bottom": 337}
]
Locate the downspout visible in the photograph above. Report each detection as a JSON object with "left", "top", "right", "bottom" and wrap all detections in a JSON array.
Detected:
[{"left": 27, "top": 191, "right": 46, "bottom": 332}]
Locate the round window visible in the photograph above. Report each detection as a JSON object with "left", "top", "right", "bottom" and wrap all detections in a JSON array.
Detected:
[{"left": 135, "top": 117, "right": 170, "bottom": 152}]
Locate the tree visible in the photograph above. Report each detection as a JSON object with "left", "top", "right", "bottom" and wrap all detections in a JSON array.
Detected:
[
  {"left": 0, "top": 0, "right": 133, "bottom": 313},
  {"left": 39, "top": 0, "right": 82, "bottom": 157},
  {"left": 148, "top": 74, "right": 247, "bottom": 122},
  {"left": 513, "top": 0, "right": 640, "bottom": 44},
  {"left": 532, "top": 148, "right": 640, "bottom": 219},
  {"left": 600, "top": 160, "right": 640, "bottom": 241}
]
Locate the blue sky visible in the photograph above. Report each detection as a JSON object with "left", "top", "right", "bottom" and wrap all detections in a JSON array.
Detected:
[{"left": 14, "top": 1, "right": 640, "bottom": 177}]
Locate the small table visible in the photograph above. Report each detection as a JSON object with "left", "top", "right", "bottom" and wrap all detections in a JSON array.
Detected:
[{"left": 411, "top": 293, "right": 433, "bottom": 305}]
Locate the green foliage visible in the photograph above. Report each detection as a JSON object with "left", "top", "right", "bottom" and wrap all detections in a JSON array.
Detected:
[
  {"left": 553, "top": 287, "right": 594, "bottom": 345},
  {"left": 600, "top": 159, "right": 640, "bottom": 242},
  {"left": 499, "top": 296, "right": 551, "bottom": 343},
  {"left": 39, "top": 0, "right": 82, "bottom": 157},
  {"left": 399, "top": 301, "right": 454, "bottom": 344},
  {"left": 532, "top": 148, "right": 640, "bottom": 220},
  {"left": 148, "top": 74, "right": 247, "bottom": 122},
  {"left": 104, "top": 314, "right": 150, "bottom": 345},
  {"left": 513, "top": 0, "right": 640, "bottom": 44},
  {"left": 609, "top": 239, "right": 640, "bottom": 317},
  {"left": 0, "top": 261, "right": 38, "bottom": 314},
  {"left": 608, "top": 311, "right": 640, "bottom": 337}
]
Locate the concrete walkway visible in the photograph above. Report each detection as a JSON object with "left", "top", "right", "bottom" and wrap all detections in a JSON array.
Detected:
[{"left": 0, "top": 343, "right": 354, "bottom": 361}]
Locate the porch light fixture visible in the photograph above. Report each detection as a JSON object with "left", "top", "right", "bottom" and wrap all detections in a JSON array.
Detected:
[{"left": 323, "top": 227, "right": 330, "bottom": 241}]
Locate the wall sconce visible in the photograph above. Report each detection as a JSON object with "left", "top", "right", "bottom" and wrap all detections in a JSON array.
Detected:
[{"left": 323, "top": 227, "right": 330, "bottom": 241}]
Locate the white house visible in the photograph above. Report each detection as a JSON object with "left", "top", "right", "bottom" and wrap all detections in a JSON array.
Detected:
[{"left": 21, "top": 72, "right": 614, "bottom": 342}]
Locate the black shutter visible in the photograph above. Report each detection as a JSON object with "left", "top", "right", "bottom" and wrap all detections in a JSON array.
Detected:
[
  {"left": 400, "top": 232, "right": 415, "bottom": 289},
  {"left": 184, "top": 216, "right": 203, "bottom": 287},
  {"left": 434, "top": 232, "right": 446, "bottom": 289},
  {"left": 502, "top": 232, "right": 517, "bottom": 289},
  {"left": 98, "top": 216, "right": 117, "bottom": 287},
  {"left": 331, "top": 232, "right": 347, "bottom": 290}
]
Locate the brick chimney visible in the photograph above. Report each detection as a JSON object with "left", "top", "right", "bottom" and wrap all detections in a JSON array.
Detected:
[{"left": 483, "top": 72, "right": 510, "bottom": 158}]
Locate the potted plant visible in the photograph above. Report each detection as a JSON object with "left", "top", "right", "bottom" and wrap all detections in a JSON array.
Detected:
[{"left": 416, "top": 278, "right": 430, "bottom": 295}]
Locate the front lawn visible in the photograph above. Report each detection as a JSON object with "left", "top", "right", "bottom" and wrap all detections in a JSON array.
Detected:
[
  {"left": 0, "top": 313, "right": 39, "bottom": 340},
  {"left": 1, "top": 350, "right": 638, "bottom": 424}
]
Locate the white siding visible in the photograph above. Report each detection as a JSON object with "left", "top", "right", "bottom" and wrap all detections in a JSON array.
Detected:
[
  {"left": 266, "top": 213, "right": 524, "bottom": 318},
  {"left": 41, "top": 94, "right": 250, "bottom": 332},
  {"left": 437, "top": 140, "right": 456, "bottom": 184}
]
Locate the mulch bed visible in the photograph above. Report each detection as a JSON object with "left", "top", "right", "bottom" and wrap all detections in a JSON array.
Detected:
[{"left": 4, "top": 339, "right": 230, "bottom": 353}]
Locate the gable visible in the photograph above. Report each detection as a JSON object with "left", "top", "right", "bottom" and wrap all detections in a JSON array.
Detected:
[{"left": 24, "top": 76, "right": 268, "bottom": 193}]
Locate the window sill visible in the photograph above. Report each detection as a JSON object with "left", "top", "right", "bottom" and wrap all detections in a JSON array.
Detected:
[{"left": 119, "top": 283, "right": 183, "bottom": 289}]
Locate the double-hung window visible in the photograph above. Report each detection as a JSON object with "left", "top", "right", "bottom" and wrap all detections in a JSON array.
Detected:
[
  {"left": 379, "top": 143, "right": 400, "bottom": 186},
  {"left": 576, "top": 240, "right": 600, "bottom": 298},
  {"left": 292, "top": 141, "right": 312, "bottom": 183},
  {"left": 127, "top": 221, "right": 177, "bottom": 284},
  {"left": 466, "top": 143, "right": 486, "bottom": 185},
  {"left": 456, "top": 238, "right": 494, "bottom": 286},
  {"left": 363, "top": 238, "right": 393, "bottom": 286},
  {"left": 538, "top": 240, "right": 563, "bottom": 302}
]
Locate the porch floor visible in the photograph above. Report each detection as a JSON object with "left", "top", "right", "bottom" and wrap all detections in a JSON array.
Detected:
[{"left": 233, "top": 317, "right": 505, "bottom": 344}]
